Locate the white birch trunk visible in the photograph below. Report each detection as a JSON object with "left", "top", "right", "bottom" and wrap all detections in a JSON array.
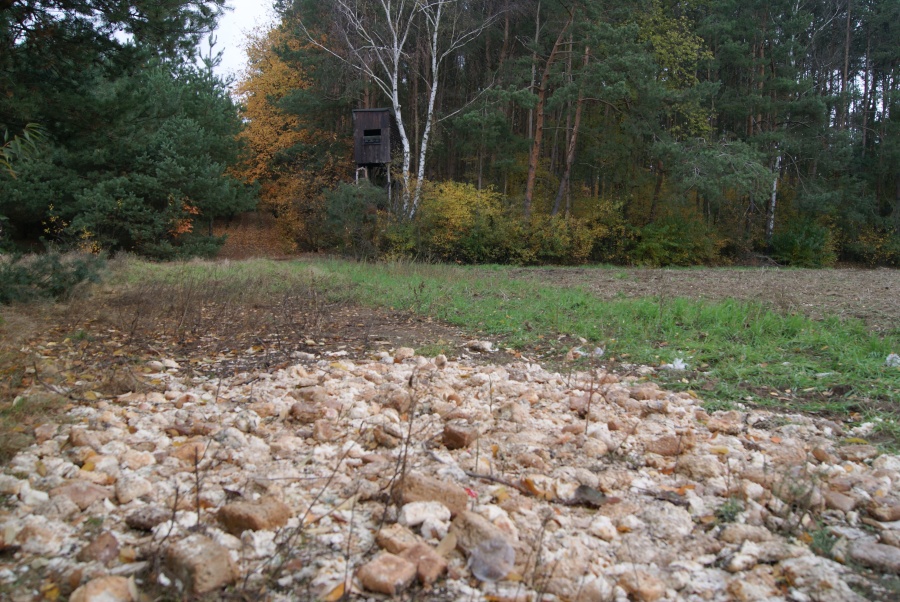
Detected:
[
  {"left": 301, "top": 0, "right": 497, "bottom": 219},
  {"left": 766, "top": 154, "right": 781, "bottom": 246},
  {"left": 411, "top": 1, "right": 444, "bottom": 217}
]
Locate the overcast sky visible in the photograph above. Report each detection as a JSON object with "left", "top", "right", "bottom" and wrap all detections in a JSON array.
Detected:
[{"left": 208, "top": 0, "right": 277, "bottom": 83}]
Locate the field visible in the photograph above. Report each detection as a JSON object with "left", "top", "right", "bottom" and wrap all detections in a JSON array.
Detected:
[
  {"left": 2, "top": 257, "right": 900, "bottom": 600},
  {"left": 2, "top": 257, "right": 898, "bottom": 461}
]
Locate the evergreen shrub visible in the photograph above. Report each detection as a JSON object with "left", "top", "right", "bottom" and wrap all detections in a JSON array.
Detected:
[
  {"left": 0, "top": 252, "right": 105, "bottom": 304},
  {"left": 631, "top": 216, "right": 724, "bottom": 266},
  {"left": 770, "top": 220, "right": 837, "bottom": 267},
  {"left": 324, "top": 181, "right": 389, "bottom": 258}
]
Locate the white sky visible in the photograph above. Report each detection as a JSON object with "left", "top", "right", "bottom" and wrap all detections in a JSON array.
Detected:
[{"left": 207, "top": 0, "right": 277, "bottom": 83}]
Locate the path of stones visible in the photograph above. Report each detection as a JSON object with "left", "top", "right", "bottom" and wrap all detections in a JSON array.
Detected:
[{"left": 2, "top": 346, "right": 900, "bottom": 601}]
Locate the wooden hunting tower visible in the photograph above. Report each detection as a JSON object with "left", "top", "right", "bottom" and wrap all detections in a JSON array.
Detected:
[{"left": 353, "top": 109, "right": 393, "bottom": 166}]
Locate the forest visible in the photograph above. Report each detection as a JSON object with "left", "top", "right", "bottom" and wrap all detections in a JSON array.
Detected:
[{"left": 2, "top": 0, "right": 900, "bottom": 266}]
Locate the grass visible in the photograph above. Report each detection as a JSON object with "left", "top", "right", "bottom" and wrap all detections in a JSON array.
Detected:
[{"left": 305, "top": 259, "right": 899, "bottom": 442}]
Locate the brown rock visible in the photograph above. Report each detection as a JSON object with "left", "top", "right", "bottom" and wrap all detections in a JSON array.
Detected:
[
  {"left": 617, "top": 569, "right": 666, "bottom": 601},
  {"left": 313, "top": 419, "right": 339, "bottom": 442},
  {"left": 515, "top": 452, "right": 547, "bottom": 470},
  {"left": 719, "top": 524, "right": 774, "bottom": 544},
  {"left": 15, "top": 521, "right": 63, "bottom": 555},
  {"left": 50, "top": 481, "right": 111, "bottom": 510},
  {"left": 376, "top": 523, "right": 421, "bottom": 554},
  {"left": 631, "top": 385, "right": 663, "bottom": 401},
  {"left": 645, "top": 435, "right": 685, "bottom": 457},
  {"left": 126, "top": 506, "right": 170, "bottom": 531},
  {"left": 880, "top": 530, "right": 900, "bottom": 548},
  {"left": 217, "top": 496, "right": 292, "bottom": 535},
  {"left": 373, "top": 425, "right": 401, "bottom": 448},
  {"left": 449, "top": 511, "right": 512, "bottom": 554},
  {"left": 77, "top": 531, "right": 119, "bottom": 565},
  {"left": 115, "top": 475, "right": 152, "bottom": 505},
  {"left": 289, "top": 402, "right": 323, "bottom": 424},
  {"left": 706, "top": 411, "right": 743, "bottom": 435},
  {"left": 676, "top": 454, "right": 722, "bottom": 479},
  {"left": 562, "top": 423, "right": 585, "bottom": 435},
  {"left": 838, "top": 444, "right": 879, "bottom": 462},
  {"left": 443, "top": 421, "right": 478, "bottom": 450},
  {"left": 165, "top": 534, "right": 238, "bottom": 594},
  {"left": 34, "top": 422, "right": 58, "bottom": 444},
  {"left": 357, "top": 552, "right": 417, "bottom": 595},
  {"left": 394, "top": 347, "right": 416, "bottom": 361},
  {"left": 69, "top": 576, "right": 137, "bottom": 602},
  {"left": 394, "top": 473, "right": 468, "bottom": 517},
  {"left": 849, "top": 541, "right": 900, "bottom": 573},
  {"left": 400, "top": 542, "right": 448, "bottom": 585},
  {"left": 68, "top": 428, "right": 102, "bottom": 451},
  {"left": 824, "top": 490, "right": 857, "bottom": 513},
  {"left": 170, "top": 439, "right": 209, "bottom": 464},
  {"left": 812, "top": 447, "right": 838, "bottom": 464},
  {"left": 870, "top": 503, "right": 900, "bottom": 522},
  {"left": 295, "top": 385, "right": 330, "bottom": 403}
]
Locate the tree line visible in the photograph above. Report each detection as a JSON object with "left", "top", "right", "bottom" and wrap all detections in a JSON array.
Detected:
[
  {"left": 239, "top": 0, "right": 899, "bottom": 265},
  {"left": 2, "top": 1, "right": 899, "bottom": 266}
]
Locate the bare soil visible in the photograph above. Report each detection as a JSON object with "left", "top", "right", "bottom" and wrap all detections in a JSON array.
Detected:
[{"left": 502, "top": 267, "right": 900, "bottom": 333}]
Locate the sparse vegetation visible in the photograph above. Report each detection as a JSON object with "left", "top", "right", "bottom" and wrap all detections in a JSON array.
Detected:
[{"left": 1, "top": 256, "right": 898, "bottom": 466}]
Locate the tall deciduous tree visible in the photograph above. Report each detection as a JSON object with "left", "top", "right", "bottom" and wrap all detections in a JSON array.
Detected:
[
  {"left": 233, "top": 23, "right": 351, "bottom": 249},
  {"left": 285, "top": 0, "right": 497, "bottom": 217}
]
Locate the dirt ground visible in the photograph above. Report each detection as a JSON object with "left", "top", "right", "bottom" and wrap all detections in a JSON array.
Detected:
[{"left": 503, "top": 267, "right": 900, "bottom": 334}]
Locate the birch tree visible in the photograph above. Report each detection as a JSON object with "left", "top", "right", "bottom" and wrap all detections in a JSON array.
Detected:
[{"left": 294, "top": 0, "right": 497, "bottom": 217}]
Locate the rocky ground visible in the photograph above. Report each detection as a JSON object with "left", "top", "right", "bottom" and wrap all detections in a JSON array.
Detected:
[{"left": 2, "top": 343, "right": 900, "bottom": 601}]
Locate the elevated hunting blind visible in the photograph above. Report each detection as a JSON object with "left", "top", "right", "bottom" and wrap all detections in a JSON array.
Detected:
[{"left": 352, "top": 108, "right": 393, "bottom": 166}]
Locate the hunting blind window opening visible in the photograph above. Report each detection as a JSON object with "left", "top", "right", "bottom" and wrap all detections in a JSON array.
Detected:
[{"left": 363, "top": 129, "right": 381, "bottom": 145}]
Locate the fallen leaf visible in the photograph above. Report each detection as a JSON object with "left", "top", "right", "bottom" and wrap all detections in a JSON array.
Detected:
[{"left": 321, "top": 582, "right": 345, "bottom": 601}]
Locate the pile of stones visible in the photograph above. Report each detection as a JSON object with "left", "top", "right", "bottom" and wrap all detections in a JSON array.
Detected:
[{"left": 1, "top": 347, "right": 899, "bottom": 601}]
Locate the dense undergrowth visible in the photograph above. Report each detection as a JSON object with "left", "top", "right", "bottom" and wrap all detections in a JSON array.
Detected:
[{"left": 320, "top": 181, "right": 899, "bottom": 268}]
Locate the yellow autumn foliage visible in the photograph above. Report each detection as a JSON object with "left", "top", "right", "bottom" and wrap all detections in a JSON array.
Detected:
[
  {"left": 232, "top": 23, "right": 350, "bottom": 250},
  {"left": 417, "top": 180, "right": 505, "bottom": 259}
]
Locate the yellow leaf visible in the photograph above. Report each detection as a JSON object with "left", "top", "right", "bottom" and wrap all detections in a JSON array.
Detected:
[
  {"left": 843, "top": 437, "right": 869, "bottom": 444},
  {"left": 40, "top": 583, "right": 60, "bottom": 601},
  {"left": 321, "top": 582, "right": 345, "bottom": 602},
  {"left": 709, "top": 446, "right": 730, "bottom": 455},
  {"left": 36, "top": 460, "right": 47, "bottom": 477}
]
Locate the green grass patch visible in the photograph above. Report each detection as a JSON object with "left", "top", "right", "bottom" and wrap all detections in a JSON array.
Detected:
[{"left": 312, "top": 260, "right": 900, "bottom": 441}]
